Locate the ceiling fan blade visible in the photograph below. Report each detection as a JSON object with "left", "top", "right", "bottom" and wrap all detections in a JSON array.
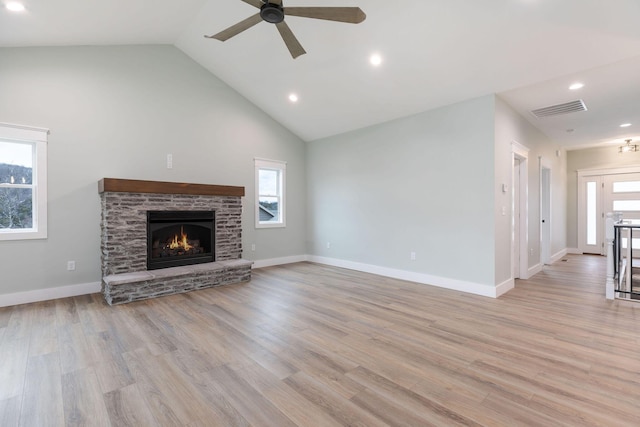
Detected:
[
  {"left": 204, "top": 13, "right": 263, "bottom": 41},
  {"left": 275, "top": 21, "right": 306, "bottom": 59},
  {"left": 241, "top": 0, "right": 264, "bottom": 8},
  {"left": 284, "top": 7, "right": 366, "bottom": 24}
]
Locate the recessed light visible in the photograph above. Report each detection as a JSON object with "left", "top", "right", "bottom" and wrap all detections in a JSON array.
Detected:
[
  {"left": 6, "top": 2, "right": 25, "bottom": 12},
  {"left": 370, "top": 54, "right": 382, "bottom": 67},
  {"left": 620, "top": 123, "right": 632, "bottom": 128},
  {"left": 569, "top": 82, "right": 584, "bottom": 90},
  {"left": 288, "top": 93, "right": 298, "bottom": 103}
]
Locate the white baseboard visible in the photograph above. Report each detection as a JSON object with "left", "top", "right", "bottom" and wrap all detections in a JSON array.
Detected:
[
  {"left": 307, "top": 255, "right": 500, "bottom": 298},
  {"left": 550, "top": 248, "right": 568, "bottom": 264},
  {"left": 1, "top": 251, "right": 525, "bottom": 306},
  {"left": 496, "top": 278, "right": 515, "bottom": 297},
  {"left": 567, "top": 248, "right": 582, "bottom": 254},
  {"left": 527, "top": 263, "right": 543, "bottom": 278},
  {"left": 251, "top": 255, "right": 309, "bottom": 269},
  {"left": 0, "top": 281, "right": 102, "bottom": 308}
]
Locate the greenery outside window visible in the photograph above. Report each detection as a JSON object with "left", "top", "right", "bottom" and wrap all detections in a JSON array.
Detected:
[
  {"left": 0, "top": 123, "right": 49, "bottom": 241},
  {"left": 255, "top": 158, "right": 286, "bottom": 228}
]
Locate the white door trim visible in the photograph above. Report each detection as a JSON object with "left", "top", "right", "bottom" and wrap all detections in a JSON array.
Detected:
[
  {"left": 512, "top": 141, "right": 530, "bottom": 280},
  {"left": 577, "top": 166, "right": 640, "bottom": 177}
]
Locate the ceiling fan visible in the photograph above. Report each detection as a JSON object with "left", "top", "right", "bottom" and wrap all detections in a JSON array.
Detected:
[{"left": 205, "top": 0, "right": 366, "bottom": 59}]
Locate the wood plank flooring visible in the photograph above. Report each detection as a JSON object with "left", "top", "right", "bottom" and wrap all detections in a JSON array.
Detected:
[{"left": 2, "top": 254, "right": 640, "bottom": 426}]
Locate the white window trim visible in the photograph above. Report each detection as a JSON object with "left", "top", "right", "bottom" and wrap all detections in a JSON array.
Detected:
[
  {"left": 255, "top": 158, "right": 286, "bottom": 229},
  {"left": 0, "top": 122, "right": 49, "bottom": 241}
]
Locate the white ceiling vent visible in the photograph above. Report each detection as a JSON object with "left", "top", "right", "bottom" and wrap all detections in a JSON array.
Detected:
[{"left": 530, "top": 99, "right": 587, "bottom": 118}]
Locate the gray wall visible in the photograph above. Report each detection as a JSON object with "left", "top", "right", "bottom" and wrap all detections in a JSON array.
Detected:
[
  {"left": 306, "top": 95, "right": 497, "bottom": 288},
  {"left": 566, "top": 145, "right": 640, "bottom": 249},
  {"left": 0, "top": 45, "right": 306, "bottom": 295},
  {"left": 0, "top": 44, "right": 575, "bottom": 300},
  {"left": 494, "top": 97, "right": 567, "bottom": 278}
]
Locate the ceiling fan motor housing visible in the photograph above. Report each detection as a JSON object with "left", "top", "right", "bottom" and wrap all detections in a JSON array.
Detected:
[{"left": 260, "top": 3, "right": 285, "bottom": 23}]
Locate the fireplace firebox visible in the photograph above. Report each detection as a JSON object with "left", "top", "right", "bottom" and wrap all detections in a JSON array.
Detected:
[{"left": 147, "top": 210, "right": 215, "bottom": 270}]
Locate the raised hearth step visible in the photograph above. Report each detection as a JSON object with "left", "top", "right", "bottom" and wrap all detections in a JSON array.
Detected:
[{"left": 102, "top": 259, "right": 253, "bottom": 305}]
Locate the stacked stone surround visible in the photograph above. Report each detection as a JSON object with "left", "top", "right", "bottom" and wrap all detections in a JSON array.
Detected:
[
  {"left": 99, "top": 179, "right": 252, "bottom": 305},
  {"left": 102, "top": 260, "right": 252, "bottom": 305}
]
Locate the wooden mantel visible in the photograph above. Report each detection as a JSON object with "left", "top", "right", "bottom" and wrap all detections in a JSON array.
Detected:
[{"left": 98, "top": 178, "right": 245, "bottom": 197}]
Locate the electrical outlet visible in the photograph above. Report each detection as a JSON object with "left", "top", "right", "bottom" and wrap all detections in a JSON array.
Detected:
[
  {"left": 410, "top": 252, "right": 416, "bottom": 261},
  {"left": 166, "top": 154, "right": 173, "bottom": 169},
  {"left": 251, "top": 244, "right": 256, "bottom": 251},
  {"left": 67, "top": 261, "right": 76, "bottom": 271},
  {"left": 326, "top": 242, "right": 331, "bottom": 249}
]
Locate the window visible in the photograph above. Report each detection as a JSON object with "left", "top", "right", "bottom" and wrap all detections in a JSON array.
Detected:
[
  {"left": 0, "top": 122, "right": 48, "bottom": 241},
  {"left": 586, "top": 181, "right": 597, "bottom": 245},
  {"left": 613, "top": 200, "right": 640, "bottom": 211},
  {"left": 255, "top": 158, "right": 286, "bottom": 228},
  {"left": 613, "top": 181, "right": 640, "bottom": 193}
]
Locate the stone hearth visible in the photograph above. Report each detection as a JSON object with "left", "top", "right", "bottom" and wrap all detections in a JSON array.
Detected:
[{"left": 99, "top": 178, "right": 252, "bottom": 305}]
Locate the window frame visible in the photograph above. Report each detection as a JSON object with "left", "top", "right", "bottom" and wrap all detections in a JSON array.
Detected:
[
  {"left": 0, "top": 122, "right": 49, "bottom": 241},
  {"left": 255, "top": 158, "right": 286, "bottom": 229}
]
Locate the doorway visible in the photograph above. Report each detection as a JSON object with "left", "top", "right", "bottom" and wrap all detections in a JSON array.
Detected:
[
  {"left": 512, "top": 141, "right": 529, "bottom": 279},
  {"left": 514, "top": 158, "right": 521, "bottom": 278},
  {"left": 578, "top": 167, "right": 640, "bottom": 255},
  {"left": 540, "top": 159, "right": 551, "bottom": 264}
]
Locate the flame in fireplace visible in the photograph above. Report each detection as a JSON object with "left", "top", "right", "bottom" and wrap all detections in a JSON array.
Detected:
[{"left": 169, "top": 227, "right": 193, "bottom": 251}]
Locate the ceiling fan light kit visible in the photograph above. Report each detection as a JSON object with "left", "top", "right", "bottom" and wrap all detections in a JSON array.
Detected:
[{"left": 205, "top": 0, "right": 366, "bottom": 59}]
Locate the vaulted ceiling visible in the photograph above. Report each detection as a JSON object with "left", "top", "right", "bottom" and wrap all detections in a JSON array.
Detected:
[{"left": 2, "top": 0, "right": 640, "bottom": 148}]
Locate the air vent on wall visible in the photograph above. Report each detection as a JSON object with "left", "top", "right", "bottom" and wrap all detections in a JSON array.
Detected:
[{"left": 530, "top": 99, "right": 587, "bottom": 118}]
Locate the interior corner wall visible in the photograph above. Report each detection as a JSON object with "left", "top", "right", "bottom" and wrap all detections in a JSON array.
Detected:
[
  {"left": 0, "top": 45, "right": 306, "bottom": 297},
  {"left": 566, "top": 145, "right": 640, "bottom": 249},
  {"left": 494, "top": 96, "right": 567, "bottom": 280},
  {"left": 306, "top": 95, "right": 497, "bottom": 292}
]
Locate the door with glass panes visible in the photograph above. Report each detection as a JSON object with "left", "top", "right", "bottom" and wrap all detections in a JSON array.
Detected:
[
  {"left": 604, "top": 173, "right": 640, "bottom": 258},
  {"left": 579, "top": 171, "right": 640, "bottom": 256},
  {"left": 578, "top": 175, "right": 604, "bottom": 254}
]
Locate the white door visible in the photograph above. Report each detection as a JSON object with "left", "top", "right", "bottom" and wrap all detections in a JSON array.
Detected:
[
  {"left": 604, "top": 173, "right": 640, "bottom": 258},
  {"left": 578, "top": 175, "right": 604, "bottom": 254},
  {"left": 541, "top": 167, "right": 551, "bottom": 264}
]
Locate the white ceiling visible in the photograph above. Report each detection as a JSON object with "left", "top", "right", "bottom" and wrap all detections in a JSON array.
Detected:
[{"left": 2, "top": 0, "right": 640, "bottom": 148}]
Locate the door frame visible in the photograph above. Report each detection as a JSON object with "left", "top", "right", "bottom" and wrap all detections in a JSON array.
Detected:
[
  {"left": 512, "top": 141, "right": 529, "bottom": 279},
  {"left": 540, "top": 156, "right": 552, "bottom": 264}
]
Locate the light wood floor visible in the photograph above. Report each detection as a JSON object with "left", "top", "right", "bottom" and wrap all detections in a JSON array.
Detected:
[{"left": 2, "top": 255, "right": 640, "bottom": 426}]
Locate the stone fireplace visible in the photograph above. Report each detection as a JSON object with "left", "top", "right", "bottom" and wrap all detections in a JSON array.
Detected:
[{"left": 99, "top": 178, "right": 252, "bottom": 305}]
